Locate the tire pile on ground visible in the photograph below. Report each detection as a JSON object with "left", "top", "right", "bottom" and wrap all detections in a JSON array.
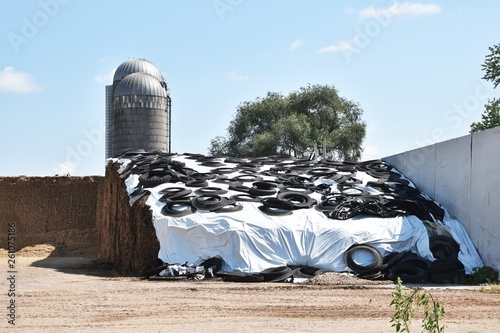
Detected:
[
  {"left": 117, "top": 150, "right": 468, "bottom": 284},
  {"left": 344, "top": 240, "right": 467, "bottom": 284}
]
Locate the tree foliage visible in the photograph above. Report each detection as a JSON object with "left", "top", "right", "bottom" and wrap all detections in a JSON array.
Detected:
[
  {"left": 470, "top": 44, "right": 500, "bottom": 133},
  {"left": 208, "top": 84, "right": 366, "bottom": 161},
  {"left": 482, "top": 43, "right": 500, "bottom": 89},
  {"left": 470, "top": 98, "right": 500, "bottom": 133}
]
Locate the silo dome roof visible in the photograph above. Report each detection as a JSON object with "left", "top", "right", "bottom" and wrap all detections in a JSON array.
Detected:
[
  {"left": 113, "top": 58, "right": 164, "bottom": 82},
  {"left": 114, "top": 73, "right": 167, "bottom": 98}
]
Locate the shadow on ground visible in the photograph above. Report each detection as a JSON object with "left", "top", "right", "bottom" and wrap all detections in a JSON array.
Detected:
[{"left": 30, "top": 256, "right": 125, "bottom": 277}]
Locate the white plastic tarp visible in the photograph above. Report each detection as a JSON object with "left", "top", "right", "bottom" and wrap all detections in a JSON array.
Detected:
[{"left": 118, "top": 156, "right": 483, "bottom": 274}]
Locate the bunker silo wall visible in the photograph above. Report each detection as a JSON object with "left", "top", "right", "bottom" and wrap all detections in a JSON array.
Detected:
[{"left": 384, "top": 126, "right": 500, "bottom": 273}]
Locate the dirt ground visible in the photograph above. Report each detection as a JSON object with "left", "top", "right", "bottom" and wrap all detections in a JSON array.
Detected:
[{"left": 1, "top": 245, "right": 499, "bottom": 333}]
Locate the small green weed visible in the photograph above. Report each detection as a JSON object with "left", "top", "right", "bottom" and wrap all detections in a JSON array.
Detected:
[
  {"left": 471, "top": 266, "right": 498, "bottom": 284},
  {"left": 390, "top": 277, "right": 446, "bottom": 333}
]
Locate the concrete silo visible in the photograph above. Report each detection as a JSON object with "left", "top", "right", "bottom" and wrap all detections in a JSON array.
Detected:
[{"left": 105, "top": 58, "right": 172, "bottom": 158}]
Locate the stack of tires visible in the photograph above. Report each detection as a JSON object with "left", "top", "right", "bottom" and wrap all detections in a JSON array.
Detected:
[{"left": 344, "top": 238, "right": 467, "bottom": 284}]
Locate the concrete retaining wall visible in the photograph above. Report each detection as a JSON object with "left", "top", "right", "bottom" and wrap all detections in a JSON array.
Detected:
[{"left": 384, "top": 126, "right": 500, "bottom": 272}]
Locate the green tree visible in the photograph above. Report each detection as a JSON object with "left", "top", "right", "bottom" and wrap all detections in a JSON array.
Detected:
[
  {"left": 470, "top": 44, "right": 500, "bottom": 133},
  {"left": 214, "top": 91, "right": 289, "bottom": 157},
  {"left": 209, "top": 136, "right": 230, "bottom": 156},
  {"left": 470, "top": 98, "right": 500, "bottom": 133},
  {"left": 482, "top": 43, "right": 500, "bottom": 89},
  {"left": 208, "top": 84, "right": 366, "bottom": 160}
]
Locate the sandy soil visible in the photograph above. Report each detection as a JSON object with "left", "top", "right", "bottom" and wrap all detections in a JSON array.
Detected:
[{"left": 1, "top": 246, "right": 499, "bottom": 333}]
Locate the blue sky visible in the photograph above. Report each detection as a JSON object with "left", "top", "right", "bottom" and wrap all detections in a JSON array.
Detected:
[{"left": 1, "top": 0, "right": 499, "bottom": 176}]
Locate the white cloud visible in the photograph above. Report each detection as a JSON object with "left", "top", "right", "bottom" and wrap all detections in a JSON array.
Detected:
[
  {"left": 95, "top": 68, "right": 116, "bottom": 83},
  {"left": 360, "top": 2, "right": 441, "bottom": 20},
  {"left": 0, "top": 67, "right": 43, "bottom": 93},
  {"left": 318, "top": 40, "right": 354, "bottom": 53},
  {"left": 226, "top": 71, "right": 249, "bottom": 81},
  {"left": 51, "top": 162, "right": 77, "bottom": 176},
  {"left": 289, "top": 39, "right": 303, "bottom": 50}
]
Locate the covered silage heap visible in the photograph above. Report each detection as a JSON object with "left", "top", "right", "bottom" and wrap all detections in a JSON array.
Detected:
[{"left": 99, "top": 151, "right": 483, "bottom": 283}]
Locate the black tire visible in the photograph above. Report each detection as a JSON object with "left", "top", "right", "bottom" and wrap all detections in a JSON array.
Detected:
[
  {"left": 335, "top": 164, "right": 358, "bottom": 173},
  {"left": 191, "top": 195, "right": 234, "bottom": 211},
  {"left": 200, "top": 257, "right": 223, "bottom": 273},
  {"left": 196, "top": 155, "right": 219, "bottom": 162},
  {"left": 183, "top": 153, "right": 206, "bottom": 159},
  {"left": 228, "top": 182, "right": 251, "bottom": 193},
  {"left": 237, "top": 163, "right": 262, "bottom": 172},
  {"left": 389, "top": 264, "right": 428, "bottom": 283},
  {"left": 224, "top": 157, "right": 250, "bottom": 164},
  {"left": 279, "top": 185, "right": 314, "bottom": 194},
  {"left": 260, "top": 266, "right": 293, "bottom": 282},
  {"left": 185, "top": 179, "right": 209, "bottom": 187},
  {"left": 291, "top": 266, "right": 320, "bottom": 279},
  {"left": 249, "top": 187, "right": 277, "bottom": 196},
  {"left": 161, "top": 199, "right": 196, "bottom": 217},
  {"left": 194, "top": 187, "right": 228, "bottom": 195},
  {"left": 428, "top": 257, "right": 465, "bottom": 275},
  {"left": 280, "top": 176, "right": 314, "bottom": 187},
  {"left": 307, "top": 167, "right": 337, "bottom": 177},
  {"left": 357, "top": 262, "right": 389, "bottom": 276},
  {"left": 383, "top": 251, "right": 407, "bottom": 271},
  {"left": 261, "top": 197, "right": 295, "bottom": 210},
  {"left": 216, "top": 271, "right": 264, "bottom": 282},
  {"left": 159, "top": 189, "right": 193, "bottom": 202},
  {"left": 190, "top": 172, "right": 217, "bottom": 181},
  {"left": 159, "top": 187, "right": 192, "bottom": 200},
  {"left": 200, "top": 161, "right": 225, "bottom": 167},
  {"left": 139, "top": 173, "right": 172, "bottom": 187},
  {"left": 141, "top": 264, "right": 169, "bottom": 279},
  {"left": 212, "top": 175, "right": 230, "bottom": 184},
  {"left": 344, "top": 244, "right": 384, "bottom": 274},
  {"left": 252, "top": 181, "right": 279, "bottom": 190},
  {"left": 429, "top": 235, "right": 460, "bottom": 259},
  {"left": 399, "top": 255, "right": 432, "bottom": 270},
  {"left": 211, "top": 167, "right": 238, "bottom": 174},
  {"left": 230, "top": 174, "right": 263, "bottom": 183},
  {"left": 230, "top": 193, "right": 261, "bottom": 202},
  {"left": 277, "top": 191, "right": 317, "bottom": 209},
  {"left": 358, "top": 270, "right": 385, "bottom": 280},
  {"left": 264, "top": 168, "right": 299, "bottom": 177}
]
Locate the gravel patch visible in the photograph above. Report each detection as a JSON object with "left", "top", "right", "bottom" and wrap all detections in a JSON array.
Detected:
[{"left": 303, "top": 272, "right": 395, "bottom": 286}]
